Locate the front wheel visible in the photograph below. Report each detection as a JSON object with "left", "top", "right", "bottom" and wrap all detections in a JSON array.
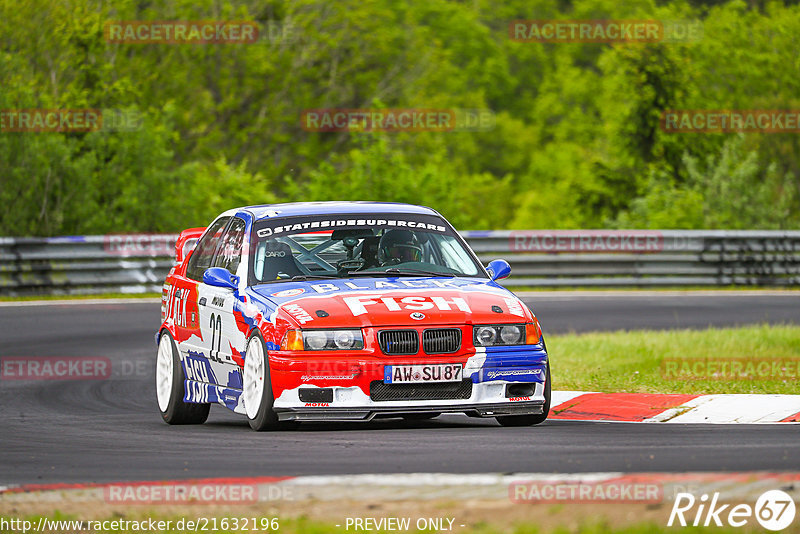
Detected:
[
  {"left": 156, "top": 331, "right": 210, "bottom": 425},
  {"left": 496, "top": 364, "right": 550, "bottom": 427},
  {"left": 242, "top": 333, "right": 281, "bottom": 431}
]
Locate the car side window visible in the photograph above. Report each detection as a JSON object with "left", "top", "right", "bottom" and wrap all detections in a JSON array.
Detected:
[
  {"left": 186, "top": 217, "right": 230, "bottom": 281},
  {"left": 213, "top": 217, "right": 246, "bottom": 275}
]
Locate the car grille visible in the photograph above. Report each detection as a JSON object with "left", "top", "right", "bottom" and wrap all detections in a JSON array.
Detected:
[
  {"left": 378, "top": 330, "right": 419, "bottom": 355},
  {"left": 370, "top": 380, "right": 473, "bottom": 402},
  {"left": 422, "top": 328, "right": 461, "bottom": 354}
]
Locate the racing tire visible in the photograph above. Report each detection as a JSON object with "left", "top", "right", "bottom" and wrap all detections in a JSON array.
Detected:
[
  {"left": 495, "top": 364, "right": 550, "bottom": 427},
  {"left": 156, "top": 330, "right": 210, "bottom": 425},
  {"left": 243, "top": 332, "right": 282, "bottom": 431}
]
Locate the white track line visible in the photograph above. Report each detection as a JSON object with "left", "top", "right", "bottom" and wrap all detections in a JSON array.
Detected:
[{"left": 649, "top": 394, "right": 800, "bottom": 424}]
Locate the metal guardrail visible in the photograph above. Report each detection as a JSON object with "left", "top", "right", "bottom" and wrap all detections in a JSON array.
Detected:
[{"left": 1, "top": 230, "right": 799, "bottom": 295}]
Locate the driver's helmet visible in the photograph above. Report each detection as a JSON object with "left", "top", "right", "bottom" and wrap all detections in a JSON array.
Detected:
[{"left": 378, "top": 229, "right": 423, "bottom": 265}]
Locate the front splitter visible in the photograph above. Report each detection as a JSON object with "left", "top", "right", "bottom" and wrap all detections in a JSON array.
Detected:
[{"left": 275, "top": 401, "right": 545, "bottom": 422}]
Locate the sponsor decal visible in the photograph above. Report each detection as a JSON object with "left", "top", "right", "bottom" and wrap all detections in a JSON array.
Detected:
[
  {"left": 509, "top": 396, "right": 532, "bottom": 401},
  {"left": 211, "top": 295, "right": 226, "bottom": 308},
  {"left": 256, "top": 215, "right": 447, "bottom": 238},
  {"left": 343, "top": 295, "right": 471, "bottom": 316},
  {"left": 283, "top": 303, "right": 314, "bottom": 324},
  {"left": 486, "top": 369, "right": 542, "bottom": 380},
  {"left": 301, "top": 374, "right": 357, "bottom": 381},
  {"left": 304, "top": 402, "right": 330, "bottom": 407},
  {"left": 271, "top": 288, "right": 305, "bottom": 298},
  {"left": 184, "top": 353, "right": 211, "bottom": 382},
  {"left": 310, "top": 279, "right": 463, "bottom": 293},
  {"left": 504, "top": 298, "right": 525, "bottom": 317}
]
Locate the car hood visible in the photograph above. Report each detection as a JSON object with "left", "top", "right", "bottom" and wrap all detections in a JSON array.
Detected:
[{"left": 248, "top": 277, "right": 533, "bottom": 328}]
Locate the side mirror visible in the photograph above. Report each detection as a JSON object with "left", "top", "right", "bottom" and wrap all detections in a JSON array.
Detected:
[
  {"left": 486, "top": 259, "right": 511, "bottom": 281},
  {"left": 203, "top": 267, "right": 239, "bottom": 290}
]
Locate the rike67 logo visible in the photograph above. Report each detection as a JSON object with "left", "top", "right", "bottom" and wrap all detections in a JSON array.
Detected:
[{"left": 669, "top": 490, "right": 796, "bottom": 531}]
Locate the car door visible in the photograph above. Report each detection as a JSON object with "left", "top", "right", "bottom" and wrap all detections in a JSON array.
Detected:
[
  {"left": 179, "top": 216, "right": 230, "bottom": 387},
  {"left": 196, "top": 216, "right": 248, "bottom": 390}
]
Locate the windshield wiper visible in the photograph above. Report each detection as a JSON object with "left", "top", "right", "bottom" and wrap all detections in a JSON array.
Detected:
[
  {"left": 345, "top": 268, "right": 456, "bottom": 278},
  {"left": 290, "top": 274, "right": 339, "bottom": 281}
]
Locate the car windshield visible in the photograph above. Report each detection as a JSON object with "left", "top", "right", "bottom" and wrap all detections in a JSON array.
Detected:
[{"left": 249, "top": 213, "right": 484, "bottom": 284}]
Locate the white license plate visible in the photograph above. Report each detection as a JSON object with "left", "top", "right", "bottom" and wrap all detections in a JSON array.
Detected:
[{"left": 384, "top": 364, "right": 463, "bottom": 384}]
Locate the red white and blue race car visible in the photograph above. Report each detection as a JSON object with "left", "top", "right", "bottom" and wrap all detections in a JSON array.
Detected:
[{"left": 156, "top": 202, "right": 550, "bottom": 430}]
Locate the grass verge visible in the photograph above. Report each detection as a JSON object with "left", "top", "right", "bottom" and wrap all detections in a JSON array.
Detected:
[{"left": 549, "top": 324, "right": 800, "bottom": 394}]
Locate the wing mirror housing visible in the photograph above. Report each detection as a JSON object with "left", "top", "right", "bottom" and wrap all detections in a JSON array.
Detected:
[
  {"left": 486, "top": 259, "right": 511, "bottom": 281},
  {"left": 203, "top": 267, "right": 239, "bottom": 290}
]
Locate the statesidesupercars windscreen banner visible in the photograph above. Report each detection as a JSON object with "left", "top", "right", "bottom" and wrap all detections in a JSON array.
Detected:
[{"left": 253, "top": 213, "right": 452, "bottom": 239}]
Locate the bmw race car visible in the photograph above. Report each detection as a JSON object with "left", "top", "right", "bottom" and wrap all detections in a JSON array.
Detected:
[{"left": 156, "top": 202, "right": 550, "bottom": 430}]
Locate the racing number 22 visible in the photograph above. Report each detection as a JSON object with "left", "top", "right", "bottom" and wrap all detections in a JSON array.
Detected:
[{"left": 209, "top": 313, "right": 222, "bottom": 361}]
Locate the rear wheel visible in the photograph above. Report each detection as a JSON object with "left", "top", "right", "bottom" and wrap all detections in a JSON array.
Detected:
[
  {"left": 243, "top": 333, "right": 281, "bottom": 431},
  {"left": 496, "top": 364, "right": 550, "bottom": 427},
  {"left": 156, "top": 331, "right": 210, "bottom": 424}
]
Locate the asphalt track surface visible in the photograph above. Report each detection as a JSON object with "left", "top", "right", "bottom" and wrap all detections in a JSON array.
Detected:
[{"left": 1, "top": 292, "right": 798, "bottom": 485}]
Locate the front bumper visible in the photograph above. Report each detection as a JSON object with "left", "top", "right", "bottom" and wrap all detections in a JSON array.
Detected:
[
  {"left": 276, "top": 401, "right": 545, "bottom": 422},
  {"left": 273, "top": 379, "right": 547, "bottom": 422},
  {"left": 269, "top": 343, "right": 548, "bottom": 422}
]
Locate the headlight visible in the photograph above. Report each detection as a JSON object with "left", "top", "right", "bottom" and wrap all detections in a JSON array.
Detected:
[
  {"left": 473, "top": 324, "right": 532, "bottom": 346},
  {"left": 500, "top": 325, "right": 524, "bottom": 344},
  {"left": 280, "top": 329, "right": 364, "bottom": 351},
  {"left": 475, "top": 326, "right": 497, "bottom": 345}
]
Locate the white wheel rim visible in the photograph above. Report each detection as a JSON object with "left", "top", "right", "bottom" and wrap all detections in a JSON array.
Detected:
[
  {"left": 243, "top": 337, "right": 265, "bottom": 420},
  {"left": 156, "top": 334, "right": 174, "bottom": 412}
]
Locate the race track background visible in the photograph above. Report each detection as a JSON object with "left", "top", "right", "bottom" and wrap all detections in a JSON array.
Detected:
[{"left": 0, "top": 292, "right": 798, "bottom": 485}]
